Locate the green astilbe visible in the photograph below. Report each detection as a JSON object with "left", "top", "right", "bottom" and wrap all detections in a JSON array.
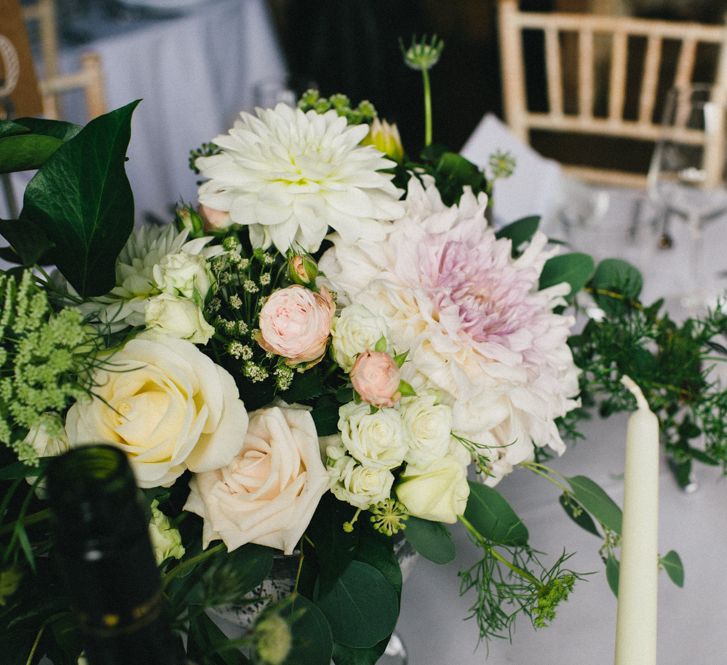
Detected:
[{"left": 0, "top": 271, "right": 99, "bottom": 464}]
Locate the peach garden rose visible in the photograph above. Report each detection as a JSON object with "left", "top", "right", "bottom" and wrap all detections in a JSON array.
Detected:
[
  {"left": 256, "top": 285, "right": 335, "bottom": 366},
  {"left": 350, "top": 350, "right": 401, "bottom": 408},
  {"left": 184, "top": 405, "right": 330, "bottom": 554}
]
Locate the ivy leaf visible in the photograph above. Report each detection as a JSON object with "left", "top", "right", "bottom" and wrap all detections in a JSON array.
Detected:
[
  {"left": 0, "top": 218, "right": 55, "bottom": 266},
  {"left": 567, "top": 475, "right": 622, "bottom": 535},
  {"left": 20, "top": 101, "right": 138, "bottom": 296},
  {"left": 0, "top": 118, "right": 81, "bottom": 173},
  {"left": 464, "top": 482, "right": 529, "bottom": 546},
  {"left": 314, "top": 561, "right": 399, "bottom": 649},
  {"left": 495, "top": 215, "right": 540, "bottom": 256},
  {"left": 539, "top": 252, "right": 595, "bottom": 301},
  {"left": 660, "top": 550, "right": 684, "bottom": 587},
  {"left": 404, "top": 516, "right": 455, "bottom": 564}
]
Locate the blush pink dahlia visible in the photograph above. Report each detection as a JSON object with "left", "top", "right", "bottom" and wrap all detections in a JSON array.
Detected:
[{"left": 320, "top": 178, "right": 580, "bottom": 485}]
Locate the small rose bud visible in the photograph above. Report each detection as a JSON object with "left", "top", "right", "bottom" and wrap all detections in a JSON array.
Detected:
[
  {"left": 175, "top": 205, "right": 204, "bottom": 237},
  {"left": 362, "top": 117, "right": 405, "bottom": 163},
  {"left": 287, "top": 253, "right": 318, "bottom": 285},
  {"left": 198, "top": 204, "right": 233, "bottom": 232},
  {"left": 350, "top": 350, "right": 401, "bottom": 408}
]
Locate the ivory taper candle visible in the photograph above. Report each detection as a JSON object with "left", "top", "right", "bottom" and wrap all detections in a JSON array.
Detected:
[{"left": 614, "top": 376, "right": 660, "bottom": 665}]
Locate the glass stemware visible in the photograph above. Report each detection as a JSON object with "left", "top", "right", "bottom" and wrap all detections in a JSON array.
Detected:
[{"left": 647, "top": 84, "right": 727, "bottom": 313}]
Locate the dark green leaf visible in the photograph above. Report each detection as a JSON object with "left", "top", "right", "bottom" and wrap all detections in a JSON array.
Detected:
[
  {"left": 559, "top": 493, "right": 600, "bottom": 538},
  {"left": 606, "top": 554, "right": 620, "bottom": 597},
  {"left": 539, "top": 252, "right": 595, "bottom": 300},
  {"left": 589, "top": 258, "right": 643, "bottom": 315},
  {"left": 464, "top": 481, "right": 529, "bottom": 546},
  {"left": 403, "top": 516, "right": 455, "bottom": 564},
  {"left": 188, "top": 612, "right": 249, "bottom": 665},
  {"left": 312, "top": 396, "right": 340, "bottom": 436},
  {"left": 567, "top": 475, "right": 622, "bottom": 535},
  {"left": 661, "top": 550, "right": 684, "bottom": 587},
  {"left": 315, "top": 561, "right": 398, "bottom": 648},
  {"left": 495, "top": 215, "right": 540, "bottom": 256},
  {"left": 279, "top": 594, "right": 333, "bottom": 665},
  {"left": 205, "top": 543, "right": 274, "bottom": 601},
  {"left": 333, "top": 638, "right": 389, "bottom": 665},
  {"left": 281, "top": 366, "right": 325, "bottom": 402},
  {"left": 0, "top": 118, "right": 81, "bottom": 172},
  {"left": 0, "top": 218, "right": 55, "bottom": 266},
  {"left": 3, "top": 117, "right": 81, "bottom": 141},
  {"left": 21, "top": 101, "right": 139, "bottom": 296},
  {"left": 355, "top": 534, "right": 402, "bottom": 595},
  {"left": 668, "top": 458, "right": 693, "bottom": 490},
  {"left": 0, "top": 120, "right": 30, "bottom": 139}
]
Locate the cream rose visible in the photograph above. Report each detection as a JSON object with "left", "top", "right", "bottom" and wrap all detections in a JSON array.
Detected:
[
  {"left": 401, "top": 394, "right": 453, "bottom": 467},
  {"left": 145, "top": 294, "right": 214, "bottom": 344},
  {"left": 256, "top": 285, "right": 335, "bottom": 366},
  {"left": 330, "top": 304, "right": 388, "bottom": 372},
  {"left": 350, "top": 350, "right": 401, "bottom": 408},
  {"left": 395, "top": 454, "right": 470, "bottom": 523},
  {"left": 65, "top": 334, "right": 247, "bottom": 488},
  {"left": 153, "top": 251, "right": 213, "bottom": 301},
  {"left": 184, "top": 405, "right": 330, "bottom": 554},
  {"left": 327, "top": 445, "right": 394, "bottom": 509},
  {"left": 338, "top": 401, "right": 407, "bottom": 470}
]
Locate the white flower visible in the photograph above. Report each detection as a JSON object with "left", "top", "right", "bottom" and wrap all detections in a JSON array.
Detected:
[
  {"left": 184, "top": 405, "right": 330, "bottom": 555},
  {"left": 396, "top": 454, "right": 470, "bottom": 523},
  {"left": 338, "top": 401, "right": 407, "bottom": 470},
  {"left": 148, "top": 499, "right": 185, "bottom": 564},
  {"left": 322, "top": 177, "right": 580, "bottom": 485},
  {"left": 145, "top": 294, "right": 214, "bottom": 344},
  {"left": 24, "top": 417, "right": 69, "bottom": 495},
  {"left": 400, "top": 394, "right": 452, "bottom": 467},
  {"left": 327, "top": 445, "right": 394, "bottom": 509},
  {"left": 330, "top": 304, "right": 388, "bottom": 372},
  {"left": 81, "top": 225, "right": 221, "bottom": 330},
  {"left": 196, "top": 103, "right": 404, "bottom": 254},
  {"left": 65, "top": 334, "right": 247, "bottom": 488}
]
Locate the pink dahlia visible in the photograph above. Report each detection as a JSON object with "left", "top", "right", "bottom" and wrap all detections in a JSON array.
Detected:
[{"left": 319, "top": 177, "right": 580, "bottom": 484}]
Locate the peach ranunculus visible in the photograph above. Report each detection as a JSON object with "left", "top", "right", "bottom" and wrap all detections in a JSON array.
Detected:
[
  {"left": 256, "top": 285, "right": 335, "bottom": 366},
  {"left": 183, "top": 405, "right": 330, "bottom": 554},
  {"left": 350, "top": 350, "right": 401, "bottom": 408},
  {"left": 65, "top": 334, "right": 248, "bottom": 488}
]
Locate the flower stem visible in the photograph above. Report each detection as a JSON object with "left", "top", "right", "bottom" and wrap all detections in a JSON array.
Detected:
[
  {"left": 162, "top": 542, "right": 225, "bottom": 588},
  {"left": 422, "top": 68, "right": 433, "bottom": 146},
  {"left": 521, "top": 461, "right": 570, "bottom": 495}
]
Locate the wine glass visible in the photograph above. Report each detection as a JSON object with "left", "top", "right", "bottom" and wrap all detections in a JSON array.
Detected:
[{"left": 647, "top": 84, "right": 727, "bottom": 313}]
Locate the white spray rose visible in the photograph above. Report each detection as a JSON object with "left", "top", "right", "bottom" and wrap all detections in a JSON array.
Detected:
[
  {"left": 396, "top": 454, "right": 470, "bottom": 523},
  {"left": 327, "top": 445, "right": 394, "bottom": 509},
  {"left": 330, "top": 304, "right": 388, "bottom": 372},
  {"left": 65, "top": 334, "right": 247, "bottom": 488},
  {"left": 148, "top": 499, "right": 185, "bottom": 564},
  {"left": 145, "top": 294, "right": 214, "bottom": 344},
  {"left": 338, "top": 401, "right": 407, "bottom": 470},
  {"left": 24, "top": 417, "right": 70, "bottom": 495},
  {"left": 153, "top": 251, "right": 213, "bottom": 301},
  {"left": 401, "top": 394, "right": 452, "bottom": 467}
]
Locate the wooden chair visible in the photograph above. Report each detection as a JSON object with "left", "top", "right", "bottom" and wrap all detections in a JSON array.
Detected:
[
  {"left": 498, "top": 0, "right": 727, "bottom": 186},
  {"left": 22, "top": 0, "right": 106, "bottom": 121}
]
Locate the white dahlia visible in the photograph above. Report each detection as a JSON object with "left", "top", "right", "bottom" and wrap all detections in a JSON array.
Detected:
[
  {"left": 320, "top": 177, "right": 580, "bottom": 485},
  {"left": 196, "top": 104, "right": 404, "bottom": 254}
]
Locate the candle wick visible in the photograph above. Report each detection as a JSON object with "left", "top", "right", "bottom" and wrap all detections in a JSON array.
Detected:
[{"left": 621, "top": 375, "right": 650, "bottom": 411}]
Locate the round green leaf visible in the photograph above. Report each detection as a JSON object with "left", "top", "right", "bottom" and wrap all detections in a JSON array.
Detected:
[
  {"left": 279, "top": 595, "right": 333, "bottom": 665},
  {"left": 495, "top": 215, "right": 540, "bottom": 256},
  {"left": 314, "top": 561, "right": 398, "bottom": 649},
  {"left": 589, "top": 258, "right": 643, "bottom": 315},
  {"left": 539, "top": 252, "right": 595, "bottom": 299},
  {"left": 404, "top": 516, "right": 455, "bottom": 564},
  {"left": 464, "top": 482, "right": 529, "bottom": 546}
]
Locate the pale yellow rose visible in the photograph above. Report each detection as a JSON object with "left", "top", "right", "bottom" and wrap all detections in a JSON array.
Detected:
[
  {"left": 396, "top": 454, "right": 470, "bottom": 523},
  {"left": 65, "top": 334, "right": 248, "bottom": 488},
  {"left": 184, "top": 405, "right": 330, "bottom": 555},
  {"left": 144, "top": 294, "right": 214, "bottom": 344}
]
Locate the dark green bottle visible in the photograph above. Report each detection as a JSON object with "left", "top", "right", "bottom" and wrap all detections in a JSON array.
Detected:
[{"left": 47, "top": 444, "right": 184, "bottom": 665}]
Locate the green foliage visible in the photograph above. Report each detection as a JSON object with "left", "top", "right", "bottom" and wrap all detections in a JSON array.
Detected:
[
  {"left": 661, "top": 550, "right": 684, "bottom": 587},
  {"left": 278, "top": 594, "right": 333, "bottom": 665},
  {"left": 588, "top": 258, "right": 644, "bottom": 315},
  {"left": 297, "top": 90, "right": 377, "bottom": 126},
  {"left": 559, "top": 493, "right": 600, "bottom": 538},
  {"left": 495, "top": 215, "right": 540, "bottom": 257},
  {"left": 18, "top": 102, "right": 138, "bottom": 296},
  {"left": 606, "top": 554, "right": 620, "bottom": 596},
  {"left": 464, "top": 481, "right": 529, "bottom": 546},
  {"left": 539, "top": 252, "right": 595, "bottom": 301},
  {"left": 403, "top": 516, "right": 455, "bottom": 564},
  {"left": 0, "top": 117, "right": 81, "bottom": 173},
  {"left": 566, "top": 475, "right": 622, "bottom": 536}
]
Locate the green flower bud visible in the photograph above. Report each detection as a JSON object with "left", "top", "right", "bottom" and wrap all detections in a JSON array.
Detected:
[
  {"left": 254, "top": 613, "right": 292, "bottom": 665},
  {"left": 175, "top": 205, "right": 205, "bottom": 238},
  {"left": 148, "top": 500, "right": 185, "bottom": 565},
  {"left": 401, "top": 34, "right": 445, "bottom": 71},
  {"left": 287, "top": 252, "right": 318, "bottom": 286},
  {"left": 362, "top": 117, "right": 405, "bottom": 163}
]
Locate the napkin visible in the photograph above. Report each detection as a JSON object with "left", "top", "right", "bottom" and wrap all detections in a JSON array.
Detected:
[{"left": 461, "top": 113, "right": 563, "bottom": 228}]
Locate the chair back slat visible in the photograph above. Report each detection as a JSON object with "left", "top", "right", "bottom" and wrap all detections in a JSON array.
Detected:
[
  {"left": 545, "top": 26, "right": 564, "bottom": 117},
  {"left": 673, "top": 37, "right": 697, "bottom": 89},
  {"left": 638, "top": 34, "right": 662, "bottom": 125},
  {"left": 578, "top": 28, "right": 594, "bottom": 118},
  {"left": 608, "top": 30, "right": 628, "bottom": 121}
]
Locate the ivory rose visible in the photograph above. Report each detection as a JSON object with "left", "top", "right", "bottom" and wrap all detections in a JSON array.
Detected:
[
  {"left": 338, "top": 401, "right": 407, "bottom": 470},
  {"left": 395, "top": 454, "right": 470, "bottom": 523},
  {"left": 65, "top": 334, "right": 248, "bottom": 488},
  {"left": 144, "top": 294, "right": 214, "bottom": 344},
  {"left": 327, "top": 444, "right": 394, "bottom": 509},
  {"left": 401, "top": 394, "right": 453, "bottom": 467},
  {"left": 350, "top": 350, "right": 401, "bottom": 408},
  {"left": 330, "top": 304, "right": 388, "bottom": 372},
  {"left": 184, "top": 405, "right": 329, "bottom": 554},
  {"left": 256, "top": 285, "right": 335, "bottom": 366}
]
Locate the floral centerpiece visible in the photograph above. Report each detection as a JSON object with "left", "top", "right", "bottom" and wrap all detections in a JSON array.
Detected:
[{"left": 5, "top": 36, "right": 726, "bottom": 664}]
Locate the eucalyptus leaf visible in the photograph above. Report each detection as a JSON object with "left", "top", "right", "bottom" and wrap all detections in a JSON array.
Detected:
[
  {"left": 315, "top": 561, "right": 399, "bottom": 649},
  {"left": 589, "top": 258, "right": 643, "bottom": 315},
  {"left": 333, "top": 638, "right": 388, "bottom": 665},
  {"left": 559, "top": 493, "right": 600, "bottom": 538},
  {"left": 187, "top": 612, "right": 249, "bottom": 665},
  {"left": 354, "top": 535, "right": 402, "bottom": 595},
  {"left": 404, "top": 516, "right": 455, "bottom": 564},
  {"left": 567, "top": 475, "right": 622, "bottom": 535},
  {"left": 539, "top": 252, "right": 595, "bottom": 300},
  {"left": 279, "top": 594, "right": 333, "bottom": 665},
  {"left": 464, "top": 481, "right": 529, "bottom": 546},
  {"left": 20, "top": 101, "right": 139, "bottom": 296},
  {"left": 495, "top": 215, "right": 540, "bottom": 256},
  {"left": 606, "top": 554, "right": 620, "bottom": 597},
  {"left": 660, "top": 550, "right": 684, "bottom": 587}
]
